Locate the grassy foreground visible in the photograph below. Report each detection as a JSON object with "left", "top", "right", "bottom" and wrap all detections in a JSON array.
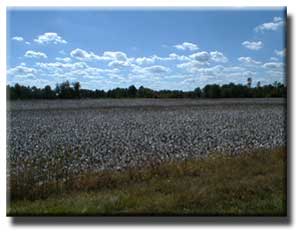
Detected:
[{"left": 8, "top": 147, "right": 286, "bottom": 216}]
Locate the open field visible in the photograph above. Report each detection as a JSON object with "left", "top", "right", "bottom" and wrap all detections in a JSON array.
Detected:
[
  {"left": 8, "top": 98, "right": 285, "bottom": 111},
  {"left": 7, "top": 98, "right": 286, "bottom": 215},
  {"left": 8, "top": 98, "right": 286, "bottom": 172},
  {"left": 8, "top": 147, "right": 286, "bottom": 216}
]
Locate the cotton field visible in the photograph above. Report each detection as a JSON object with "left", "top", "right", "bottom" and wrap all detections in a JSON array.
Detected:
[{"left": 7, "top": 98, "right": 286, "bottom": 177}]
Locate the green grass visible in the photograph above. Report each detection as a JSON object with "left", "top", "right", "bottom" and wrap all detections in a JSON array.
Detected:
[{"left": 7, "top": 147, "right": 287, "bottom": 216}]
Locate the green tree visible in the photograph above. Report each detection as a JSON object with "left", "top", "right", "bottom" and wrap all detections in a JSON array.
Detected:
[
  {"left": 128, "top": 85, "right": 137, "bottom": 98},
  {"left": 203, "top": 84, "right": 221, "bottom": 98},
  {"left": 194, "top": 87, "right": 202, "bottom": 98},
  {"left": 73, "top": 82, "right": 81, "bottom": 98}
]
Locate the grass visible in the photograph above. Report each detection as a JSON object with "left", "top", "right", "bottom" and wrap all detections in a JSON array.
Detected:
[{"left": 7, "top": 147, "right": 287, "bottom": 216}]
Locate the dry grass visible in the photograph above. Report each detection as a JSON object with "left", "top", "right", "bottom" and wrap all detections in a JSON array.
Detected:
[{"left": 7, "top": 147, "right": 287, "bottom": 216}]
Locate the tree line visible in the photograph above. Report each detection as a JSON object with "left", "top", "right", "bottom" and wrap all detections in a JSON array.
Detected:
[{"left": 7, "top": 79, "right": 286, "bottom": 100}]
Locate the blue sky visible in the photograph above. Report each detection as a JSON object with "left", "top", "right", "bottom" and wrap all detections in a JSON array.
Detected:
[{"left": 7, "top": 8, "right": 286, "bottom": 90}]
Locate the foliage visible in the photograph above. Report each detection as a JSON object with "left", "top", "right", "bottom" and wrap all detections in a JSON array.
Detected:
[
  {"left": 8, "top": 147, "right": 286, "bottom": 216},
  {"left": 7, "top": 80, "right": 286, "bottom": 100}
]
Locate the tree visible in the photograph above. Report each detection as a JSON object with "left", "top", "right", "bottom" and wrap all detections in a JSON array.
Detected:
[
  {"left": 138, "top": 86, "right": 155, "bottom": 98},
  {"left": 247, "top": 77, "right": 252, "bottom": 88},
  {"left": 43, "top": 85, "right": 55, "bottom": 99},
  {"left": 6, "top": 80, "right": 287, "bottom": 100},
  {"left": 128, "top": 85, "right": 137, "bottom": 98},
  {"left": 194, "top": 87, "right": 202, "bottom": 98},
  {"left": 138, "top": 86, "right": 145, "bottom": 98},
  {"left": 203, "top": 84, "right": 221, "bottom": 98},
  {"left": 256, "top": 81, "right": 261, "bottom": 88},
  {"left": 59, "top": 81, "right": 74, "bottom": 99},
  {"left": 73, "top": 82, "right": 81, "bottom": 98},
  {"left": 14, "top": 84, "right": 21, "bottom": 99}
]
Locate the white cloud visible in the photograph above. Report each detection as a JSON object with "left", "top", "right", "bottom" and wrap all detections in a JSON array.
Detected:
[
  {"left": 70, "top": 49, "right": 133, "bottom": 68},
  {"left": 210, "top": 51, "right": 228, "bottom": 63},
  {"left": 223, "top": 66, "right": 245, "bottom": 72},
  {"left": 190, "top": 51, "right": 228, "bottom": 63},
  {"left": 135, "top": 57, "right": 156, "bottom": 65},
  {"left": 36, "top": 61, "right": 118, "bottom": 81},
  {"left": 135, "top": 53, "right": 190, "bottom": 65},
  {"left": 238, "top": 57, "right": 261, "bottom": 65},
  {"left": 265, "top": 70, "right": 285, "bottom": 82},
  {"left": 36, "top": 61, "right": 88, "bottom": 71},
  {"left": 62, "top": 67, "right": 107, "bottom": 79},
  {"left": 255, "top": 17, "right": 284, "bottom": 32},
  {"left": 270, "top": 57, "right": 279, "bottom": 61},
  {"left": 70, "top": 48, "right": 101, "bottom": 61},
  {"left": 262, "top": 62, "right": 284, "bottom": 70},
  {"left": 273, "top": 17, "right": 282, "bottom": 22},
  {"left": 36, "top": 61, "right": 110, "bottom": 83},
  {"left": 177, "top": 64, "right": 252, "bottom": 88},
  {"left": 100, "top": 51, "right": 135, "bottom": 69},
  {"left": 102, "top": 51, "right": 128, "bottom": 62},
  {"left": 55, "top": 57, "right": 72, "bottom": 63},
  {"left": 133, "top": 65, "right": 169, "bottom": 75},
  {"left": 177, "top": 60, "right": 204, "bottom": 73},
  {"left": 59, "top": 50, "right": 66, "bottom": 55},
  {"left": 8, "top": 65, "right": 37, "bottom": 78},
  {"left": 190, "top": 51, "right": 210, "bottom": 63},
  {"left": 168, "top": 53, "right": 190, "bottom": 61},
  {"left": 34, "top": 32, "right": 67, "bottom": 44},
  {"left": 12, "top": 36, "right": 31, "bottom": 45},
  {"left": 143, "top": 65, "right": 169, "bottom": 74},
  {"left": 24, "top": 50, "right": 47, "bottom": 59},
  {"left": 242, "top": 41, "right": 263, "bottom": 50},
  {"left": 197, "top": 65, "right": 225, "bottom": 76},
  {"left": 12, "top": 36, "right": 24, "bottom": 42},
  {"left": 274, "top": 49, "right": 286, "bottom": 57},
  {"left": 178, "top": 51, "right": 228, "bottom": 73},
  {"left": 186, "top": 65, "right": 244, "bottom": 77},
  {"left": 174, "top": 42, "right": 199, "bottom": 51},
  {"left": 242, "top": 71, "right": 256, "bottom": 78},
  {"left": 108, "top": 60, "right": 132, "bottom": 69}
]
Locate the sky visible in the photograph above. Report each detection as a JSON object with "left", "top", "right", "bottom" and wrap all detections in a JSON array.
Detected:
[{"left": 7, "top": 8, "right": 286, "bottom": 91}]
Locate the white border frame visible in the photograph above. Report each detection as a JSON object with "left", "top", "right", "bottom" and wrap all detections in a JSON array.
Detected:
[{"left": 1, "top": 0, "right": 298, "bottom": 231}]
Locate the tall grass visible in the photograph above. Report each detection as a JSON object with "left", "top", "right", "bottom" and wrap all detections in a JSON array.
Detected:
[{"left": 7, "top": 147, "right": 286, "bottom": 216}]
